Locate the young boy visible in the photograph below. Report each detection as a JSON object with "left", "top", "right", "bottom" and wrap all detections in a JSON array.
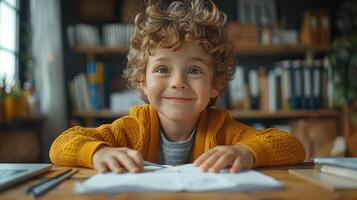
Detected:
[{"left": 50, "top": 0, "right": 305, "bottom": 174}]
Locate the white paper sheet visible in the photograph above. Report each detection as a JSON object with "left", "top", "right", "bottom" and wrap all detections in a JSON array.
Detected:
[{"left": 75, "top": 164, "right": 283, "bottom": 193}]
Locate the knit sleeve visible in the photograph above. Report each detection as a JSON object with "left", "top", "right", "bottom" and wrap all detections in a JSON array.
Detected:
[
  {"left": 49, "top": 118, "right": 130, "bottom": 168},
  {"left": 228, "top": 121, "right": 306, "bottom": 167}
]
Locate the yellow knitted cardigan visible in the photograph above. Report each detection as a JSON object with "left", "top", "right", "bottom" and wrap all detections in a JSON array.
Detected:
[{"left": 49, "top": 104, "right": 305, "bottom": 168}]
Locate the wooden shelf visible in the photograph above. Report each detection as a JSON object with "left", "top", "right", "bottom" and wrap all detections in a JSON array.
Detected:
[
  {"left": 234, "top": 44, "right": 331, "bottom": 56},
  {"left": 74, "top": 44, "right": 331, "bottom": 57},
  {"left": 72, "top": 109, "right": 340, "bottom": 120},
  {"left": 74, "top": 46, "right": 128, "bottom": 57}
]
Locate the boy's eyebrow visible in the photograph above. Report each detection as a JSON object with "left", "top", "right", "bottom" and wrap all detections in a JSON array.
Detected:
[
  {"left": 150, "top": 56, "right": 211, "bottom": 66},
  {"left": 187, "top": 57, "right": 211, "bottom": 66},
  {"left": 152, "top": 57, "right": 169, "bottom": 62}
]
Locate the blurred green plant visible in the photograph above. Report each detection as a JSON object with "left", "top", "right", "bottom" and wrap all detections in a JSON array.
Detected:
[
  {"left": 330, "top": 0, "right": 357, "bottom": 122},
  {"left": 330, "top": 35, "right": 357, "bottom": 107},
  {"left": 7, "top": 83, "right": 24, "bottom": 98}
]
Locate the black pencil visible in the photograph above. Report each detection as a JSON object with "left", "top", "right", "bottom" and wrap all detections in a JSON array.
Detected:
[{"left": 27, "top": 168, "right": 78, "bottom": 197}]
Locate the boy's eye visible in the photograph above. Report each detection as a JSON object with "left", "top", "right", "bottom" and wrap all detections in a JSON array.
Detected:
[
  {"left": 156, "top": 66, "right": 170, "bottom": 74},
  {"left": 187, "top": 67, "right": 203, "bottom": 75}
]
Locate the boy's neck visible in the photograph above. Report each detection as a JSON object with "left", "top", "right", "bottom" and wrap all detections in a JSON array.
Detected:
[{"left": 158, "top": 113, "right": 200, "bottom": 142}]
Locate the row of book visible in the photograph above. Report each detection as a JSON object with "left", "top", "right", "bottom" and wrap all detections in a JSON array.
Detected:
[
  {"left": 67, "top": 24, "right": 100, "bottom": 47},
  {"left": 233, "top": 0, "right": 330, "bottom": 47},
  {"left": 229, "top": 57, "right": 334, "bottom": 111},
  {"left": 68, "top": 60, "right": 107, "bottom": 111},
  {"left": 236, "top": 0, "right": 277, "bottom": 26},
  {"left": 228, "top": 23, "right": 299, "bottom": 48},
  {"left": 102, "top": 24, "right": 134, "bottom": 48},
  {"left": 67, "top": 24, "right": 134, "bottom": 48}
]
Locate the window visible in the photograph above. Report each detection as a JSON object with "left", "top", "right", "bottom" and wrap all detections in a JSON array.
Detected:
[{"left": 0, "top": 0, "right": 19, "bottom": 88}]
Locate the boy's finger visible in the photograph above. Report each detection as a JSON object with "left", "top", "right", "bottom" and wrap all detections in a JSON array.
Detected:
[
  {"left": 127, "top": 150, "right": 144, "bottom": 171},
  {"left": 199, "top": 151, "right": 224, "bottom": 172},
  {"left": 116, "top": 152, "right": 141, "bottom": 173},
  {"left": 210, "top": 154, "right": 233, "bottom": 173},
  {"left": 230, "top": 157, "right": 242, "bottom": 173},
  {"left": 106, "top": 156, "right": 125, "bottom": 173},
  {"left": 193, "top": 149, "right": 217, "bottom": 167},
  {"left": 97, "top": 162, "right": 109, "bottom": 173}
]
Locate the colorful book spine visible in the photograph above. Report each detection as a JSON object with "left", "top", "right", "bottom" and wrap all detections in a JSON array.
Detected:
[
  {"left": 87, "top": 60, "right": 99, "bottom": 110},
  {"left": 281, "top": 61, "right": 291, "bottom": 110},
  {"left": 96, "top": 62, "right": 105, "bottom": 108},
  {"left": 248, "top": 69, "right": 259, "bottom": 110},
  {"left": 313, "top": 60, "right": 322, "bottom": 109},
  {"left": 289, "top": 61, "right": 298, "bottom": 109}
]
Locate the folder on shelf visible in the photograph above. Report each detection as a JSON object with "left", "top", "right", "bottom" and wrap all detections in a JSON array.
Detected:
[
  {"left": 313, "top": 60, "right": 322, "bottom": 109},
  {"left": 290, "top": 60, "right": 301, "bottom": 109}
]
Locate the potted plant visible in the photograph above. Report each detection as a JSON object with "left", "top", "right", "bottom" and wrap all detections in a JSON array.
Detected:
[
  {"left": 330, "top": 0, "right": 357, "bottom": 156},
  {"left": 4, "top": 83, "right": 27, "bottom": 122}
]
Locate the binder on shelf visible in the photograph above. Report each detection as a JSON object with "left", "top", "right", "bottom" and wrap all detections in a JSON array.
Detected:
[
  {"left": 290, "top": 60, "right": 300, "bottom": 109},
  {"left": 313, "top": 60, "right": 322, "bottom": 109},
  {"left": 299, "top": 63, "right": 307, "bottom": 109},
  {"left": 248, "top": 69, "right": 259, "bottom": 110},
  {"left": 280, "top": 60, "right": 291, "bottom": 110},
  {"left": 268, "top": 69, "right": 277, "bottom": 112},
  {"left": 304, "top": 58, "right": 314, "bottom": 109},
  {"left": 275, "top": 67, "right": 283, "bottom": 110}
]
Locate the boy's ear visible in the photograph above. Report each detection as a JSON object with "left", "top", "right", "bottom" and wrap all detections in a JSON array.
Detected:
[
  {"left": 210, "top": 87, "right": 219, "bottom": 98},
  {"left": 140, "top": 81, "right": 147, "bottom": 95},
  {"left": 211, "top": 75, "right": 225, "bottom": 98}
]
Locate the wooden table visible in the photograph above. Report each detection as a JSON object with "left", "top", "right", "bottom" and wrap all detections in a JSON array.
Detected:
[{"left": 1, "top": 165, "right": 357, "bottom": 200}]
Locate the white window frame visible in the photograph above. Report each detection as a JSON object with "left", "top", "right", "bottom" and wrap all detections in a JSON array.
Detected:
[{"left": 0, "top": 0, "right": 19, "bottom": 89}]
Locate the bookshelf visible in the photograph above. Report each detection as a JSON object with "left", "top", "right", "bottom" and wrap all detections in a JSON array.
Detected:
[
  {"left": 74, "top": 44, "right": 331, "bottom": 58},
  {"left": 71, "top": 43, "right": 337, "bottom": 124},
  {"left": 63, "top": 0, "right": 344, "bottom": 162}
]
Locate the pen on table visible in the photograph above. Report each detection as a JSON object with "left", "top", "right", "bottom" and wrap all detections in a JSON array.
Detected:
[
  {"left": 143, "top": 160, "right": 167, "bottom": 168},
  {"left": 26, "top": 168, "right": 78, "bottom": 197}
]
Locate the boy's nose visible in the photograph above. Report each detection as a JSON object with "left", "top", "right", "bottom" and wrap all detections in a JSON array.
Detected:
[{"left": 171, "top": 74, "right": 188, "bottom": 89}]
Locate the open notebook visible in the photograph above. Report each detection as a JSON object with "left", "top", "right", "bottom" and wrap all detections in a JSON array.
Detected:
[{"left": 75, "top": 164, "right": 283, "bottom": 193}]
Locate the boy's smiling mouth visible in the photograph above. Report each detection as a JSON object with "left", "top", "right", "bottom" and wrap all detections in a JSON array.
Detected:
[{"left": 163, "top": 97, "right": 194, "bottom": 102}]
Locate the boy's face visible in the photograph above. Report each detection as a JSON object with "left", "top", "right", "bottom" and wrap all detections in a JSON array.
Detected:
[{"left": 142, "top": 40, "right": 218, "bottom": 122}]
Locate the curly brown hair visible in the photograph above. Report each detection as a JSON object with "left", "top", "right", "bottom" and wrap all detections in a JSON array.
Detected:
[{"left": 123, "top": 0, "right": 235, "bottom": 104}]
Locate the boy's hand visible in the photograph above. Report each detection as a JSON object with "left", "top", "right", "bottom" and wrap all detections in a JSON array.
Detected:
[
  {"left": 193, "top": 145, "right": 255, "bottom": 173},
  {"left": 92, "top": 146, "right": 144, "bottom": 173}
]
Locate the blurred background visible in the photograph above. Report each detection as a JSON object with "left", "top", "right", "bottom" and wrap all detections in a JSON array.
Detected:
[{"left": 0, "top": 0, "right": 356, "bottom": 163}]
